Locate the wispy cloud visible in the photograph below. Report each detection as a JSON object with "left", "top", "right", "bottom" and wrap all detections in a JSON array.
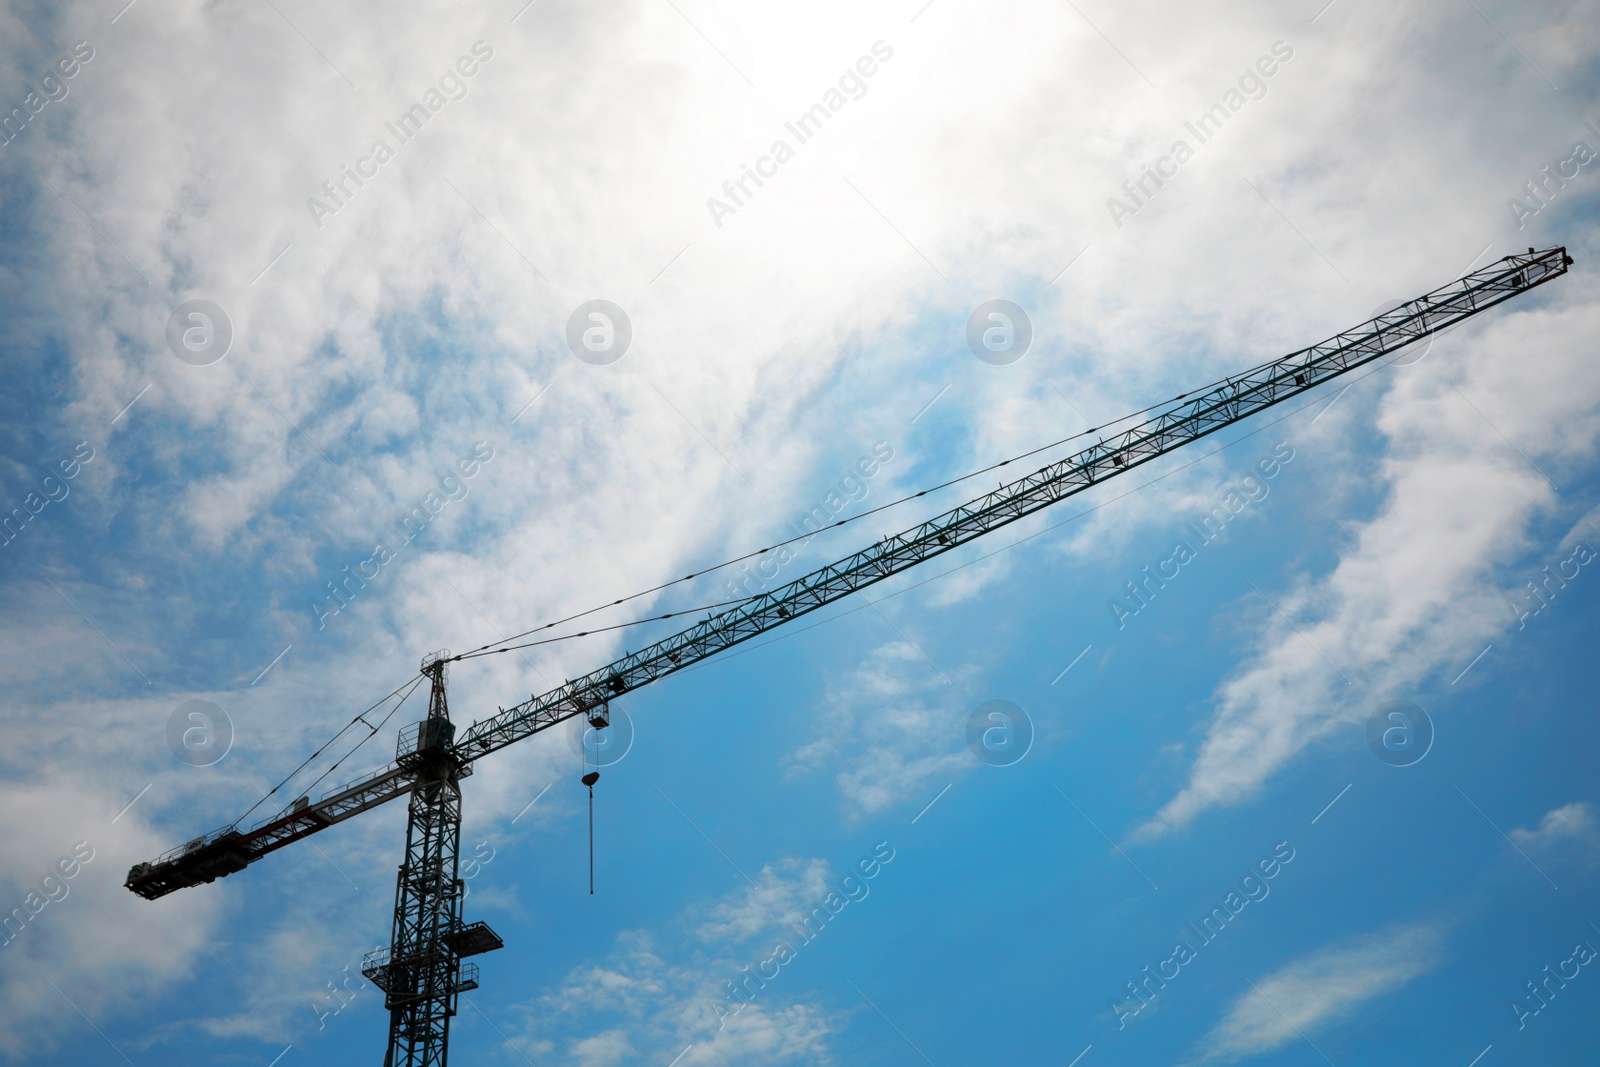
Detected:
[
  {"left": 1145, "top": 294, "right": 1600, "bottom": 835},
  {"left": 1197, "top": 924, "right": 1442, "bottom": 1062},
  {"left": 0, "top": 779, "right": 221, "bottom": 1058},
  {"left": 510, "top": 879, "right": 841, "bottom": 1066},
  {"left": 696, "top": 858, "right": 831, "bottom": 944},
  {"left": 785, "top": 638, "right": 975, "bottom": 817}
]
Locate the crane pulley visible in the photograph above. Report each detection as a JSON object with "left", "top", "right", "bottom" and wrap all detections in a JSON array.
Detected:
[{"left": 124, "top": 245, "right": 1572, "bottom": 1067}]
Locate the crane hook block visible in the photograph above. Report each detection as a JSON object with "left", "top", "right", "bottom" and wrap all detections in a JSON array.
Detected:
[{"left": 582, "top": 771, "right": 600, "bottom": 788}]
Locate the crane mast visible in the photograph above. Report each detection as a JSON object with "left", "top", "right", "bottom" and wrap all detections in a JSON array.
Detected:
[
  {"left": 123, "top": 246, "right": 1571, "bottom": 1067},
  {"left": 357, "top": 655, "right": 504, "bottom": 1066}
]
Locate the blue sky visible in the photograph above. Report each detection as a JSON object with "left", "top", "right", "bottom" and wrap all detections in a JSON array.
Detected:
[{"left": 2, "top": 1, "right": 1599, "bottom": 1065}]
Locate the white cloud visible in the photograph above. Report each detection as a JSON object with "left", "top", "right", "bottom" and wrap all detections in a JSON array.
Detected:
[
  {"left": 786, "top": 637, "right": 976, "bottom": 817},
  {"left": 1509, "top": 801, "right": 1599, "bottom": 863},
  {"left": 1197, "top": 924, "right": 1441, "bottom": 1063},
  {"left": 0, "top": 778, "right": 221, "bottom": 1059},
  {"left": 509, "top": 888, "right": 839, "bottom": 1066},
  {"left": 570, "top": 1028, "right": 635, "bottom": 1067},
  {"left": 696, "top": 858, "right": 831, "bottom": 945},
  {"left": 1145, "top": 284, "right": 1600, "bottom": 835}
]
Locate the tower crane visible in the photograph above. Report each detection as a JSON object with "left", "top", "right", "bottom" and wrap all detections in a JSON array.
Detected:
[{"left": 126, "top": 246, "right": 1571, "bottom": 1065}]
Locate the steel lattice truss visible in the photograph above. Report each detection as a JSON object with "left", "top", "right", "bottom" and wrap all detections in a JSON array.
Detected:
[
  {"left": 359, "top": 770, "right": 467, "bottom": 1066},
  {"left": 125, "top": 245, "right": 1570, "bottom": 902},
  {"left": 452, "top": 246, "right": 1570, "bottom": 758},
  {"left": 357, "top": 661, "right": 480, "bottom": 1067}
]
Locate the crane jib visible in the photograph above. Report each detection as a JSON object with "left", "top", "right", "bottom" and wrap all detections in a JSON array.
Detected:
[
  {"left": 124, "top": 245, "right": 1570, "bottom": 901},
  {"left": 452, "top": 246, "right": 1570, "bottom": 762}
]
